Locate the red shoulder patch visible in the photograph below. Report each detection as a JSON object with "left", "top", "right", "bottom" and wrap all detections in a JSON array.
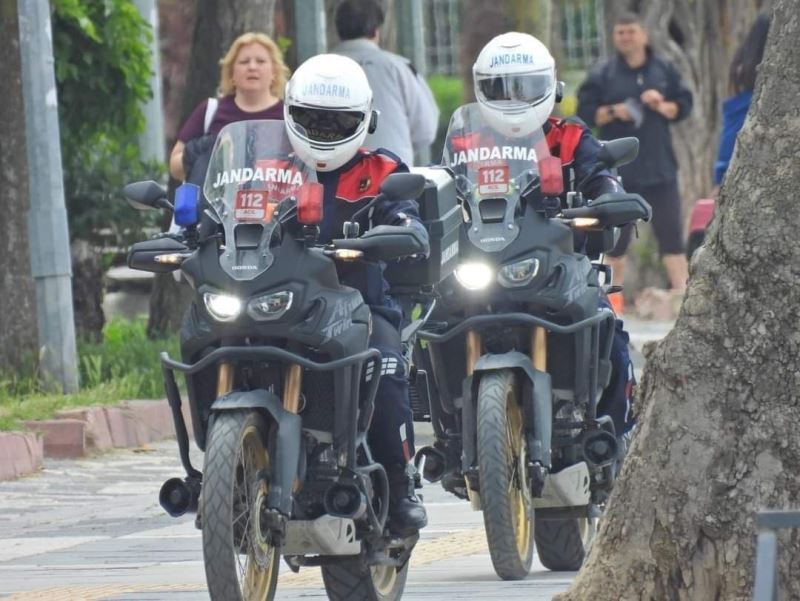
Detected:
[
  {"left": 336, "top": 152, "right": 399, "bottom": 202},
  {"left": 546, "top": 117, "right": 584, "bottom": 165}
]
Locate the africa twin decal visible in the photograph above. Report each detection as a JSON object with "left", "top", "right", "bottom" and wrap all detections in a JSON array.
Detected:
[{"left": 321, "top": 295, "right": 362, "bottom": 339}]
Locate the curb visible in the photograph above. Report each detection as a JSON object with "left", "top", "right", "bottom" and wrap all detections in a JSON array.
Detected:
[
  {"left": 2, "top": 400, "right": 194, "bottom": 481},
  {"left": 0, "top": 432, "right": 44, "bottom": 480}
]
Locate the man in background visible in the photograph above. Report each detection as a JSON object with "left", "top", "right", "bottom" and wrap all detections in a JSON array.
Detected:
[
  {"left": 332, "top": 0, "right": 439, "bottom": 166},
  {"left": 577, "top": 12, "right": 692, "bottom": 314}
]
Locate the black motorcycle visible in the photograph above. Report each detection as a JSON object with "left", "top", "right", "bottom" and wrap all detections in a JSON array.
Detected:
[
  {"left": 123, "top": 120, "right": 435, "bottom": 601},
  {"left": 413, "top": 104, "right": 651, "bottom": 579}
]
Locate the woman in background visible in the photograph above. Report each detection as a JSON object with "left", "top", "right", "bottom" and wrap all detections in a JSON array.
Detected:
[{"left": 169, "top": 32, "right": 290, "bottom": 184}]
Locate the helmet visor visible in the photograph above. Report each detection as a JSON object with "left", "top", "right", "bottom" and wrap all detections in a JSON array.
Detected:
[
  {"left": 289, "top": 106, "right": 366, "bottom": 144},
  {"left": 476, "top": 73, "right": 553, "bottom": 107}
]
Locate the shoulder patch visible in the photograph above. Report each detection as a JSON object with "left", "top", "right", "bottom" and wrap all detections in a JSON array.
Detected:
[{"left": 336, "top": 152, "right": 399, "bottom": 202}]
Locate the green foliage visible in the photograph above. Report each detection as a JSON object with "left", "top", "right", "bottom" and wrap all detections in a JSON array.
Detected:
[
  {"left": 52, "top": 0, "right": 161, "bottom": 245},
  {"left": 0, "top": 318, "right": 179, "bottom": 431},
  {"left": 63, "top": 139, "right": 163, "bottom": 246},
  {"left": 428, "top": 75, "right": 465, "bottom": 160},
  {"left": 428, "top": 75, "right": 465, "bottom": 128},
  {"left": 53, "top": 0, "right": 152, "bottom": 146}
]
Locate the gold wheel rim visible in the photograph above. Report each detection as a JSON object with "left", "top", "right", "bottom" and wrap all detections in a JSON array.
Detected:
[
  {"left": 506, "top": 393, "right": 532, "bottom": 560},
  {"left": 234, "top": 423, "right": 276, "bottom": 600},
  {"left": 370, "top": 564, "right": 398, "bottom": 596}
]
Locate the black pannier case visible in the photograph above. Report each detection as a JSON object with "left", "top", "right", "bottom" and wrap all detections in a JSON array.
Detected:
[{"left": 385, "top": 166, "right": 461, "bottom": 290}]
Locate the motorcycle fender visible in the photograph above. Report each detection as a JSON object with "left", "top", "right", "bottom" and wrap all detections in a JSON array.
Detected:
[
  {"left": 471, "top": 351, "right": 552, "bottom": 468},
  {"left": 211, "top": 389, "right": 301, "bottom": 516}
]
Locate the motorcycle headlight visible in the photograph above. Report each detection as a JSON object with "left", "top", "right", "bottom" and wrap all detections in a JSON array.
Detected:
[
  {"left": 454, "top": 262, "right": 494, "bottom": 291},
  {"left": 247, "top": 291, "right": 293, "bottom": 321},
  {"left": 203, "top": 292, "right": 243, "bottom": 322},
  {"left": 498, "top": 258, "right": 540, "bottom": 288}
]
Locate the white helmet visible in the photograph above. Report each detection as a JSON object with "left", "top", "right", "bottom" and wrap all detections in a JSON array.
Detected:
[
  {"left": 473, "top": 32, "right": 558, "bottom": 138},
  {"left": 285, "top": 54, "right": 376, "bottom": 172}
]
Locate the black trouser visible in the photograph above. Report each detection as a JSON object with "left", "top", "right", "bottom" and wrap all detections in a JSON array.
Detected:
[
  {"left": 366, "top": 312, "right": 414, "bottom": 467},
  {"left": 608, "top": 180, "right": 685, "bottom": 257}
]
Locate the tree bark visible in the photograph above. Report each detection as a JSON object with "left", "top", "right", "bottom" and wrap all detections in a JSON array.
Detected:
[
  {"left": 0, "top": 0, "right": 39, "bottom": 370},
  {"left": 147, "top": 0, "right": 276, "bottom": 338},
  {"left": 556, "top": 1, "right": 800, "bottom": 598}
]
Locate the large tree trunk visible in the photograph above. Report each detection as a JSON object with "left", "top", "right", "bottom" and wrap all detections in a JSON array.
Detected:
[
  {"left": 603, "top": 0, "right": 770, "bottom": 217},
  {"left": 147, "top": 0, "right": 276, "bottom": 338},
  {"left": 556, "top": 1, "right": 800, "bottom": 598},
  {"left": 0, "top": 0, "right": 39, "bottom": 369}
]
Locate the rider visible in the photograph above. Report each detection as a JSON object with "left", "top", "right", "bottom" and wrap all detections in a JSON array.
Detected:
[
  {"left": 464, "top": 32, "right": 636, "bottom": 438},
  {"left": 283, "top": 54, "right": 429, "bottom": 534}
]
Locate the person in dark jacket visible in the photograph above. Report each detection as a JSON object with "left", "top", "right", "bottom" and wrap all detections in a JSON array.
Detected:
[
  {"left": 453, "top": 31, "right": 636, "bottom": 437},
  {"left": 284, "top": 53, "right": 430, "bottom": 535},
  {"left": 577, "top": 12, "right": 693, "bottom": 312}
]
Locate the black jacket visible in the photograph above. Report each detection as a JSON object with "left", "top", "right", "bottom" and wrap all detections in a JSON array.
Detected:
[
  {"left": 316, "top": 148, "right": 427, "bottom": 325},
  {"left": 577, "top": 48, "right": 693, "bottom": 188}
]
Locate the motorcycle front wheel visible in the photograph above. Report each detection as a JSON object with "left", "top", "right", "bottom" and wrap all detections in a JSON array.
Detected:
[
  {"left": 202, "top": 410, "right": 280, "bottom": 601},
  {"left": 477, "top": 369, "right": 534, "bottom": 580}
]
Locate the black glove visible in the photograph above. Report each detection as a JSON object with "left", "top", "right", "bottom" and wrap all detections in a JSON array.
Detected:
[{"left": 182, "top": 134, "right": 215, "bottom": 177}]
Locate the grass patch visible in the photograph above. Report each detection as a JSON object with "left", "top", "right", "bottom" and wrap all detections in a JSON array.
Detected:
[{"left": 0, "top": 317, "right": 178, "bottom": 431}]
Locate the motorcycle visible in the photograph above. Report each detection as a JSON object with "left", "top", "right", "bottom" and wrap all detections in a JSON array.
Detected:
[
  {"left": 123, "top": 120, "right": 435, "bottom": 601},
  {"left": 413, "top": 104, "right": 651, "bottom": 579}
]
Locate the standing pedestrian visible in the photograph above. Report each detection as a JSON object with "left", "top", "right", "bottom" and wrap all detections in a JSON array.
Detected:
[
  {"left": 577, "top": 12, "right": 693, "bottom": 313},
  {"left": 332, "top": 0, "right": 439, "bottom": 166},
  {"left": 169, "top": 32, "right": 290, "bottom": 185}
]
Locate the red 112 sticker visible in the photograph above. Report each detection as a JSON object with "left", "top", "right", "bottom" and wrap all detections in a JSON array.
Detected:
[
  {"left": 478, "top": 165, "right": 509, "bottom": 195},
  {"left": 235, "top": 190, "right": 276, "bottom": 222}
]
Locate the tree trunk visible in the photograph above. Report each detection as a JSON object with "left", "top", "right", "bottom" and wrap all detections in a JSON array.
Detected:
[
  {"left": 603, "top": 0, "right": 770, "bottom": 218},
  {"left": 0, "top": 0, "right": 39, "bottom": 370},
  {"left": 147, "top": 0, "right": 276, "bottom": 338},
  {"left": 71, "top": 240, "right": 105, "bottom": 342},
  {"left": 556, "top": 1, "right": 800, "bottom": 598}
]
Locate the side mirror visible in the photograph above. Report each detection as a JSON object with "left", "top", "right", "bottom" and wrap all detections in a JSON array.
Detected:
[
  {"left": 597, "top": 138, "right": 639, "bottom": 170},
  {"left": 379, "top": 173, "right": 427, "bottom": 202},
  {"left": 174, "top": 183, "right": 200, "bottom": 227},
  {"left": 122, "top": 180, "right": 171, "bottom": 211}
]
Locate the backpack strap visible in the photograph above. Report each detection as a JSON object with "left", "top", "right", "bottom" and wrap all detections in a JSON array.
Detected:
[{"left": 203, "top": 97, "right": 219, "bottom": 134}]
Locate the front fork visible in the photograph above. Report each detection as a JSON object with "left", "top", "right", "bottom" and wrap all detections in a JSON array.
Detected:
[{"left": 464, "top": 327, "right": 548, "bottom": 505}]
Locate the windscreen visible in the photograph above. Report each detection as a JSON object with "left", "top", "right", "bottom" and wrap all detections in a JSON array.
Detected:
[
  {"left": 443, "top": 103, "right": 549, "bottom": 252},
  {"left": 203, "top": 120, "right": 316, "bottom": 281}
]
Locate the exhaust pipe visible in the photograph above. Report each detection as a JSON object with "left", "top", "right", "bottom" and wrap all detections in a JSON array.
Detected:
[
  {"left": 582, "top": 430, "right": 619, "bottom": 468},
  {"left": 414, "top": 446, "right": 446, "bottom": 483},
  {"left": 323, "top": 482, "right": 367, "bottom": 520},
  {"left": 159, "top": 476, "right": 201, "bottom": 517}
]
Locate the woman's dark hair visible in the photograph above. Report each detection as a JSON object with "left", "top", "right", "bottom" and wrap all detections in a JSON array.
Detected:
[
  {"left": 335, "top": 0, "right": 385, "bottom": 41},
  {"left": 729, "top": 13, "right": 771, "bottom": 94}
]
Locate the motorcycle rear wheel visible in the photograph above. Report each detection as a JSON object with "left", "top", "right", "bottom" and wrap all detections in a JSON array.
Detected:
[
  {"left": 477, "top": 369, "right": 534, "bottom": 580},
  {"left": 202, "top": 410, "right": 280, "bottom": 601},
  {"left": 533, "top": 515, "right": 593, "bottom": 571},
  {"left": 322, "top": 557, "right": 409, "bottom": 601}
]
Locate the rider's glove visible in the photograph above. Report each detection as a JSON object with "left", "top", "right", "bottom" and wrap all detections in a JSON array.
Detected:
[{"left": 182, "top": 134, "right": 215, "bottom": 176}]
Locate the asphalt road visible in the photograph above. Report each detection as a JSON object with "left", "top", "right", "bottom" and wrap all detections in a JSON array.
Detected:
[{"left": 0, "top": 318, "right": 673, "bottom": 600}]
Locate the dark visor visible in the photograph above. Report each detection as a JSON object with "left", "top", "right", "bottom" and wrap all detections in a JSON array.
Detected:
[
  {"left": 477, "top": 73, "right": 552, "bottom": 105},
  {"left": 289, "top": 106, "right": 365, "bottom": 143}
]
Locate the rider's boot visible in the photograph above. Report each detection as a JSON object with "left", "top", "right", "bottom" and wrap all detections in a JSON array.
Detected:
[{"left": 386, "top": 463, "right": 428, "bottom": 536}]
